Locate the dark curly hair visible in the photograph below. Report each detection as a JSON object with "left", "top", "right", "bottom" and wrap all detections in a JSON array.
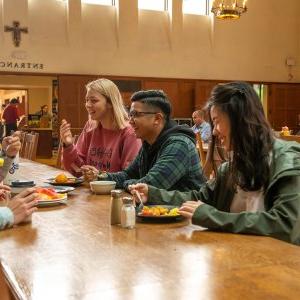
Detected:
[
  {"left": 205, "top": 81, "right": 274, "bottom": 191},
  {"left": 131, "top": 90, "right": 172, "bottom": 121}
]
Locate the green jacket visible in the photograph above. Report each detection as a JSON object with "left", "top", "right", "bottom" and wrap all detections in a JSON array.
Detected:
[{"left": 148, "top": 139, "right": 300, "bottom": 245}]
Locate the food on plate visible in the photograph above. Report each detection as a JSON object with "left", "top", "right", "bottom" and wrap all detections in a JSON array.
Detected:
[
  {"left": 138, "top": 206, "right": 179, "bottom": 217},
  {"left": 36, "top": 187, "right": 66, "bottom": 200},
  {"left": 55, "top": 173, "right": 69, "bottom": 183},
  {"left": 281, "top": 126, "right": 291, "bottom": 136}
]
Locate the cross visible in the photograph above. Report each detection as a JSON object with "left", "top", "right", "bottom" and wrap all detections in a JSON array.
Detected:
[{"left": 4, "top": 21, "right": 28, "bottom": 47}]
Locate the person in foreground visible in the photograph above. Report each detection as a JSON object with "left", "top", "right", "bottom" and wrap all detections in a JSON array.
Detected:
[
  {"left": 130, "top": 81, "right": 300, "bottom": 245},
  {"left": 0, "top": 186, "right": 38, "bottom": 229},
  {"left": 60, "top": 78, "right": 141, "bottom": 175},
  {"left": 0, "top": 132, "right": 38, "bottom": 230},
  {"left": 87, "top": 90, "right": 205, "bottom": 191}
]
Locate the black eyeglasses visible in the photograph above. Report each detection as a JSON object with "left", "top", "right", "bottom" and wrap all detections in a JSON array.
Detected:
[{"left": 129, "top": 110, "right": 158, "bottom": 118}]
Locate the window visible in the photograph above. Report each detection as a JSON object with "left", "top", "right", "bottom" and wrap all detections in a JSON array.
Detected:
[
  {"left": 138, "top": 0, "right": 168, "bottom": 11},
  {"left": 183, "top": 0, "right": 210, "bottom": 15},
  {"left": 82, "top": 0, "right": 115, "bottom": 5},
  {"left": 56, "top": 0, "right": 114, "bottom": 6}
]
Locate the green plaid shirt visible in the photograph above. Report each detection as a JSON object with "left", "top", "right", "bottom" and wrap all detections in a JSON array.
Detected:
[{"left": 106, "top": 134, "right": 205, "bottom": 191}]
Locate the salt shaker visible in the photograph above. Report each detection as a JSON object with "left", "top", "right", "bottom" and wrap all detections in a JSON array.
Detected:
[
  {"left": 110, "top": 189, "right": 123, "bottom": 225},
  {"left": 121, "top": 197, "right": 136, "bottom": 229}
]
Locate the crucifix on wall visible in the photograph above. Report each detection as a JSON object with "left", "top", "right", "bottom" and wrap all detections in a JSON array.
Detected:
[{"left": 4, "top": 21, "right": 28, "bottom": 47}]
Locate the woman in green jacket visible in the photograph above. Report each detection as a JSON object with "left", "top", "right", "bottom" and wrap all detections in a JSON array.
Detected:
[{"left": 129, "top": 81, "right": 300, "bottom": 245}]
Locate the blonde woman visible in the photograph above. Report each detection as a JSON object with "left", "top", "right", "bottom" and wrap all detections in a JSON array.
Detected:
[{"left": 60, "top": 78, "right": 141, "bottom": 176}]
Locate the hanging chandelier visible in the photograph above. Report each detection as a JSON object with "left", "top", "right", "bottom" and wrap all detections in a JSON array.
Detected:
[{"left": 211, "top": 0, "right": 248, "bottom": 20}]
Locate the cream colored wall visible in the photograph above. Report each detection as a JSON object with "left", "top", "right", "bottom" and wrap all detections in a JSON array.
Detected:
[{"left": 0, "top": 0, "right": 299, "bottom": 82}]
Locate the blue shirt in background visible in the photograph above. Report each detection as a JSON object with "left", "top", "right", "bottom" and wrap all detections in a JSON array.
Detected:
[{"left": 191, "top": 121, "right": 211, "bottom": 143}]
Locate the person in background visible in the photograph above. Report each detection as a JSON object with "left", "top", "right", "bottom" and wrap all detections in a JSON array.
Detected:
[
  {"left": 35, "top": 105, "right": 52, "bottom": 128},
  {"left": 0, "top": 132, "right": 38, "bottom": 230},
  {"left": 191, "top": 109, "right": 211, "bottom": 143},
  {"left": 0, "top": 104, "right": 6, "bottom": 140},
  {"left": 84, "top": 90, "right": 205, "bottom": 192},
  {"left": 36, "top": 104, "right": 51, "bottom": 118},
  {"left": 60, "top": 78, "right": 141, "bottom": 175},
  {"left": 2, "top": 98, "right": 20, "bottom": 136},
  {"left": 129, "top": 82, "right": 300, "bottom": 245}
]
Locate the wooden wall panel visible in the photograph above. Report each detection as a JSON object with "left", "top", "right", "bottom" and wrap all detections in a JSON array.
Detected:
[
  {"left": 58, "top": 75, "right": 97, "bottom": 129},
  {"left": 195, "top": 81, "right": 217, "bottom": 110},
  {"left": 268, "top": 84, "right": 300, "bottom": 132},
  {"left": 178, "top": 82, "right": 195, "bottom": 117},
  {"left": 57, "top": 76, "right": 300, "bottom": 135},
  {"left": 142, "top": 80, "right": 194, "bottom": 118}
]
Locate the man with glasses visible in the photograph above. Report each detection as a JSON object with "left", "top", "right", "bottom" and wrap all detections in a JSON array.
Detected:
[{"left": 86, "top": 89, "right": 205, "bottom": 191}]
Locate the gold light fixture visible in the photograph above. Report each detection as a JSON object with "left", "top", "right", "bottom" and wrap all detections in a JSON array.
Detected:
[{"left": 211, "top": 0, "right": 247, "bottom": 20}]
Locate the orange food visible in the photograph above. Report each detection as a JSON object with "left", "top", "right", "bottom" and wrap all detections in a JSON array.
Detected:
[
  {"left": 139, "top": 206, "right": 179, "bottom": 217},
  {"left": 36, "top": 187, "right": 65, "bottom": 200},
  {"left": 55, "top": 173, "right": 68, "bottom": 183}
]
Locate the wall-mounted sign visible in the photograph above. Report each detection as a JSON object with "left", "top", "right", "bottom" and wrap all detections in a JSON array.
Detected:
[
  {"left": 4, "top": 21, "right": 28, "bottom": 47},
  {"left": 0, "top": 61, "right": 44, "bottom": 70}
]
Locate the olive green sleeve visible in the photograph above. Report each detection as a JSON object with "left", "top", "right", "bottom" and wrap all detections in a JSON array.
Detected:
[
  {"left": 192, "top": 176, "right": 300, "bottom": 245},
  {"left": 148, "top": 185, "right": 202, "bottom": 206}
]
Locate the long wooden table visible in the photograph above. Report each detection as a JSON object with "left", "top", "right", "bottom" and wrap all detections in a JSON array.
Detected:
[{"left": 1, "top": 160, "right": 300, "bottom": 299}]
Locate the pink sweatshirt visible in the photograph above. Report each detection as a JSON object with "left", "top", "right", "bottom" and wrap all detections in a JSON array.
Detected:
[{"left": 62, "top": 121, "right": 141, "bottom": 176}]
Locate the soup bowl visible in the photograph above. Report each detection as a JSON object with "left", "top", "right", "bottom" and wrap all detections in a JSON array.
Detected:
[{"left": 90, "top": 181, "right": 116, "bottom": 195}]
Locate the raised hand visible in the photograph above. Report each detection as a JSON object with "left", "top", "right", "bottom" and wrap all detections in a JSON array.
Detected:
[
  {"left": 60, "top": 119, "right": 73, "bottom": 146},
  {"left": 178, "top": 200, "right": 203, "bottom": 219},
  {"left": 2, "top": 131, "right": 21, "bottom": 158},
  {"left": 128, "top": 183, "right": 149, "bottom": 204},
  {"left": 81, "top": 165, "right": 99, "bottom": 182}
]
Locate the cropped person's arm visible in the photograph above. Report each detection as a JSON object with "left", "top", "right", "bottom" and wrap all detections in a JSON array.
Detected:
[
  {"left": 192, "top": 176, "right": 300, "bottom": 244},
  {"left": 106, "top": 154, "right": 141, "bottom": 188},
  {"left": 0, "top": 208, "right": 13, "bottom": 230},
  {"left": 62, "top": 131, "right": 88, "bottom": 176},
  {"left": 122, "top": 140, "right": 193, "bottom": 190}
]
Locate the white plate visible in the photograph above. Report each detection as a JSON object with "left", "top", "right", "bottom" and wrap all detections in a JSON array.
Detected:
[
  {"left": 37, "top": 194, "right": 68, "bottom": 207},
  {"left": 42, "top": 186, "right": 75, "bottom": 194}
]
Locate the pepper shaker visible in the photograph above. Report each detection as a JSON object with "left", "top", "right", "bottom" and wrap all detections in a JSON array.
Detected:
[{"left": 110, "top": 189, "right": 123, "bottom": 225}]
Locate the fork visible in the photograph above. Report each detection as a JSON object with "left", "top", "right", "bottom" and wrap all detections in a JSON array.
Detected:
[{"left": 135, "top": 190, "right": 144, "bottom": 212}]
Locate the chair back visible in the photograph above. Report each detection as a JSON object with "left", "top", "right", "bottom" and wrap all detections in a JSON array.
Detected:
[
  {"left": 20, "top": 132, "right": 39, "bottom": 160},
  {"left": 195, "top": 132, "right": 206, "bottom": 167}
]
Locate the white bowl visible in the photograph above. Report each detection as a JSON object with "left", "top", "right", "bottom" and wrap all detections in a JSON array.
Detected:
[{"left": 90, "top": 181, "right": 116, "bottom": 195}]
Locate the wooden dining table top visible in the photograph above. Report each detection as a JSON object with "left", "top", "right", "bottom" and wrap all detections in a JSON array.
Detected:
[{"left": 1, "top": 159, "right": 300, "bottom": 300}]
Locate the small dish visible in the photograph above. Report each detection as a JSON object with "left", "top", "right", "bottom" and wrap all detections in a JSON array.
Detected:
[
  {"left": 90, "top": 181, "right": 116, "bottom": 194},
  {"left": 37, "top": 194, "right": 68, "bottom": 207},
  {"left": 45, "top": 177, "right": 84, "bottom": 187},
  {"left": 42, "top": 185, "right": 75, "bottom": 194},
  {"left": 137, "top": 205, "right": 183, "bottom": 222}
]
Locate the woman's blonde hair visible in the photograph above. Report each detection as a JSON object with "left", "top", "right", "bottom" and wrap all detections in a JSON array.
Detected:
[{"left": 85, "top": 78, "right": 129, "bottom": 129}]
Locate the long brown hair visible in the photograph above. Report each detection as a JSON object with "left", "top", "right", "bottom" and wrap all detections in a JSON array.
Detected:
[{"left": 205, "top": 81, "right": 274, "bottom": 191}]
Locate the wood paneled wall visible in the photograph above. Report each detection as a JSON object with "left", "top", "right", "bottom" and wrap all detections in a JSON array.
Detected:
[
  {"left": 268, "top": 83, "right": 300, "bottom": 132},
  {"left": 58, "top": 75, "right": 300, "bottom": 134}
]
